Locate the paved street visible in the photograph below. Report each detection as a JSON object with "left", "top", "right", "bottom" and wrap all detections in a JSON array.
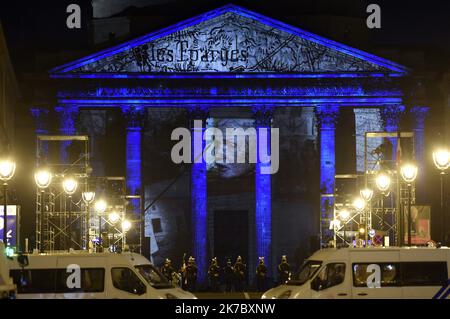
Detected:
[{"left": 194, "top": 292, "right": 263, "bottom": 299}]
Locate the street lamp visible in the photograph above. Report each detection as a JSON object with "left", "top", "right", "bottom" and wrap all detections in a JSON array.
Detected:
[
  {"left": 34, "top": 169, "right": 52, "bottom": 251},
  {"left": 400, "top": 163, "right": 418, "bottom": 246},
  {"left": 338, "top": 209, "right": 350, "bottom": 244},
  {"left": 63, "top": 177, "right": 78, "bottom": 249},
  {"left": 433, "top": 149, "right": 450, "bottom": 244},
  {"left": 375, "top": 173, "right": 391, "bottom": 193},
  {"left": 82, "top": 191, "right": 95, "bottom": 250},
  {"left": 94, "top": 199, "right": 107, "bottom": 249},
  {"left": 360, "top": 188, "right": 374, "bottom": 202},
  {"left": 108, "top": 211, "right": 120, "bottom": 224},
  {"left": 0, "top": 159, "right": 16, "bottom": 245},
  {"left": 34, "top": 170, "right": 52, "bottom": 189},
  {"left": 353, "top": 197, "right": 366, "bottom": 212},
  {"left": 121, "top": 219, "right": 132, "bottom": 248},
  {"left": 376, "top": 172, "right": 391, "bottom": 234},
  {"left": 360, "top": 188, "right": 373, "bottom": 245}
]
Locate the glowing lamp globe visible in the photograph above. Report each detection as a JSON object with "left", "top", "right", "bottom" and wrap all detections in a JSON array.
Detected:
[
  {"left": 400, "top": 163, "right": 418, "bottom": 184},
  {"left": 108, "top": 211, "right": 121, "bottom": 224},
  {"left": 62, "top": 178, "right": 78, "bottom": 195},
  {"left": 433, "top": 149, "right": 450, "bottom": 172},
  {"left": 375, "top": 173, "right": 391, "bottom": 193},
  {"left": 339, "top": 209, "right": 350, "bottom": 221},
  {"left": 34, "top": 170, "right": 52, "bottom": 189},
  {"left": 360, "top": 188, "right": 374, "bottom": 202},
  {"left": 353, "top": 197, "right": 366, "bottom": 211},
  {"left": 94, "top": 200, "right": 107, "bottom": 213},
  {"left": 122, "top": 220, "right": 132, "bottom": 232},
  {"left": 82, "top": 191, "right": 95, "bottom": 204},
  {"left": 0, "top": 159, "right": 16, "bottom": 182}
]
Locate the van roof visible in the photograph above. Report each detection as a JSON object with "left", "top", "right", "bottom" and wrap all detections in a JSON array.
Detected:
[
  {"left": 309, "top": 246, "right": 450, "bottom": 261},
  {"left": 9, "top": 251, "right": 152, "bottom": 269}
]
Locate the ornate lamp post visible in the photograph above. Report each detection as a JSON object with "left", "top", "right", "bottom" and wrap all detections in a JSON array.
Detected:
[
  {"left": 375, "top": 172, "right": 391, "bottom": 236},
  {"left": 353, "top": 197, "right": 366, "bottom": 246},
  {"left": 433, "top": 149, "right": 450, "bottom": 243},
  {"left": 34, "top": 169, "right": 52, "bottom": 251},
  {"left": 400, "top": 163, "right": 418, "bottom": 246},
  {"left": 82, "top": 191, "right": 95, "bottom": 250},
  {"left": 360, "top": 188, "right": 373, "bottom": 245},
  {"left": 0, "top": 159, "right": 16, "bottom": 245},
  {"left": 94, "top": 199, "right": 107, "bottom": 250},
  {"left": 63, "top": 177, "right": 78, "bottom": 249},
  {"left": 121, "top": 219, "right": 132, "bottom": 249},
  {"left": 338, "top": 208, "right": 350, "bottom": 245}
]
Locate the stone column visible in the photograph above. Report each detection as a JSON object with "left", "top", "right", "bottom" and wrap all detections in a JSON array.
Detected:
[
  {"left": 315, "top": 106, "right": 339, "bottom": 245},
  {"left": 253, "top": 106, "right": 273, "bottom": 278},
  {"left": 380, "top": 105, "right": 405, "bottom": 163},
  {"left": 55, "top": 106, "right": 79, "bottom": 164},
  {"left": 353, "top": 108, "right": 383, "bottom": 173},
  {"left": 30, "top": 107, "right": 50, "bottom": 163},
  {"left": 411, "top": 106, "right": 429, "bottom": 201},
  {"left": 123, "top": 106, "right": 146, "bottom": 219},
  {"left": 188, "top": 106, "right": 209, "bottom": 285}
]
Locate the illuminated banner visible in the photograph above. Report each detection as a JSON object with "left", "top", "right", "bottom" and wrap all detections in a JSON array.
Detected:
[
  {"left": 404, "top": 205, "right": 431, "bottom": 245},
  {"left": 0, "top": 205, "right": 20, "bottom": 247}
]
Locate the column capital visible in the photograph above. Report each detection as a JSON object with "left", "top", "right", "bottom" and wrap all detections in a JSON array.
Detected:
[
  {"left": 55, "top": 105, "right": 79, "bottom": 135},
  {"left": 252, "top": 106, "right": 274, "bottom": 127},
  {"left": 122, "top": 106, "right": 147, "bottom": 128},
  {"left": 411, "top": 106, "right": 430, "bottom": 128},
  {"left": 30, "top": 107, "right": 50, "bottom": 133},
  {"left": 380, "top": 105, "right": 405, "bottom": 130},
  {"left": 314, "top": 106, "right": 339, "bottom": 128}
]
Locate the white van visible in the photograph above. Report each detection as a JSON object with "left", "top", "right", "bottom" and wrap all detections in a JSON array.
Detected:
[
  {"left": 0, "top": 242, "right": 16, "bottom": 299},
  {"left": 8, "top": 251, "right": 196, "bottom": 299},
  {"left": 262, "top": 247, "right": 450, "bottom": 299}
]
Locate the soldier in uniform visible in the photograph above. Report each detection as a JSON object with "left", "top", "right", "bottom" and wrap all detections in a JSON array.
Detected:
[
  {"left": 161, "top": 258, "right": 175, "bottom": 282},
  {"left": 256, "top": 257, "right": 268, "bottom": 292},
  {"left": 223, "top": 258, "right": 234, "bottom": 292},
  {"left": 185, "top": 256, "right": 198, "bottom": 292},
  {"left": 208, "top": 257, "right": 220, "bottom": 292},
  {"left": 278, "top": 255, "right": 291, "bottom": 284},
  {"left": 233, "top": 256, "right": 246, "bottom": 292}
]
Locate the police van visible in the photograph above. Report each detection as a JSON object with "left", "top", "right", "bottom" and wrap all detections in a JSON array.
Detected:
[
  {"left": 262, "top": 247, "right": 450, "bottom": 299},
  {"left": 8, "top": 251, "right": 196, "bottom": 299}
]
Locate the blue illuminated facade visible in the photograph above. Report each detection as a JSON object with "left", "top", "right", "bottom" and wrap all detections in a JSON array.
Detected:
[
  {"left": 254, "top": 106, "right": 273, "bottom": 274},
  {"left": 36, "top": 4, "right": 426, "bottom": 281}
]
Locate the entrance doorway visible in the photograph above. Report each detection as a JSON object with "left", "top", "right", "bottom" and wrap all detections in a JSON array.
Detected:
[{"left": 214, "top": 210, "right": 249, "bottom": 265}]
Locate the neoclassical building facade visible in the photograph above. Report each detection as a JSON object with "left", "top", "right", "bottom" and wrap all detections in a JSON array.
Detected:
[{"left": 30, "top": 5, "right": 428, "bottom": 281}]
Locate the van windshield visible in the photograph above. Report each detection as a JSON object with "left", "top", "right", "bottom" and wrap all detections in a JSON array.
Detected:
[
  {"left": 286, "top": 260, "right": 322, "bottom": 286},
  {"left": 135, "top": 265, "right": 174, "bottom": 289}
]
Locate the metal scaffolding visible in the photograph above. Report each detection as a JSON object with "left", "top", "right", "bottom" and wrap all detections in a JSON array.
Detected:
[
  {"left": 35, "top": 135, "right": 141, "bottom": 253},
  {"left": 325, "top": 131, "right": 416, "bottom": 248},
  {"left": 35, "top": 135, "right": 90, "bottom": 252}
]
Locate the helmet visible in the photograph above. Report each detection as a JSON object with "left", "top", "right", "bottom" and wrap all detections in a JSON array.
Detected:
[
  {"left": 281, "top": 255, "right": 287, "bottom": 262},
  {"left": 165, "top": 258, "right": 171, "bottom": 264},
  {"left": 259, "top": 256, "right": 264, "bottom": 263},
  {"left": 188, "top": 256, "right": 195, "bottom": 263},
  {"left": 237, "top": 256, "right": 242, "bottom": 262}
]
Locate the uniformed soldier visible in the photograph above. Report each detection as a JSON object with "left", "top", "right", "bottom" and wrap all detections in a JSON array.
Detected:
[
  {"left": 278, "top": 255, "right": 291, "bottom": 284},
  {"left": 185, "top": 256, "right": 198, "bottom": 292},
  {"left": 256, "top": 257, "right": 268, "bottom": 292},
  {"left": 161, "top": 258, "right": 175, "bottom": 282},
  {"left": 208, "top": 257, "right": 221, "bottom": 292},
  {"left": 234, "top": 256, "right": 246, "bottom": 292},
  {"left": 223, "top": 258, "right": 234, "bottom": 292}
]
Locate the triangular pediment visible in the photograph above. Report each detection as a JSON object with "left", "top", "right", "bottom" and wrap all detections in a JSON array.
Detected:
[{"left": 51, "top": 4, "right": 408, "bottom": 76}]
